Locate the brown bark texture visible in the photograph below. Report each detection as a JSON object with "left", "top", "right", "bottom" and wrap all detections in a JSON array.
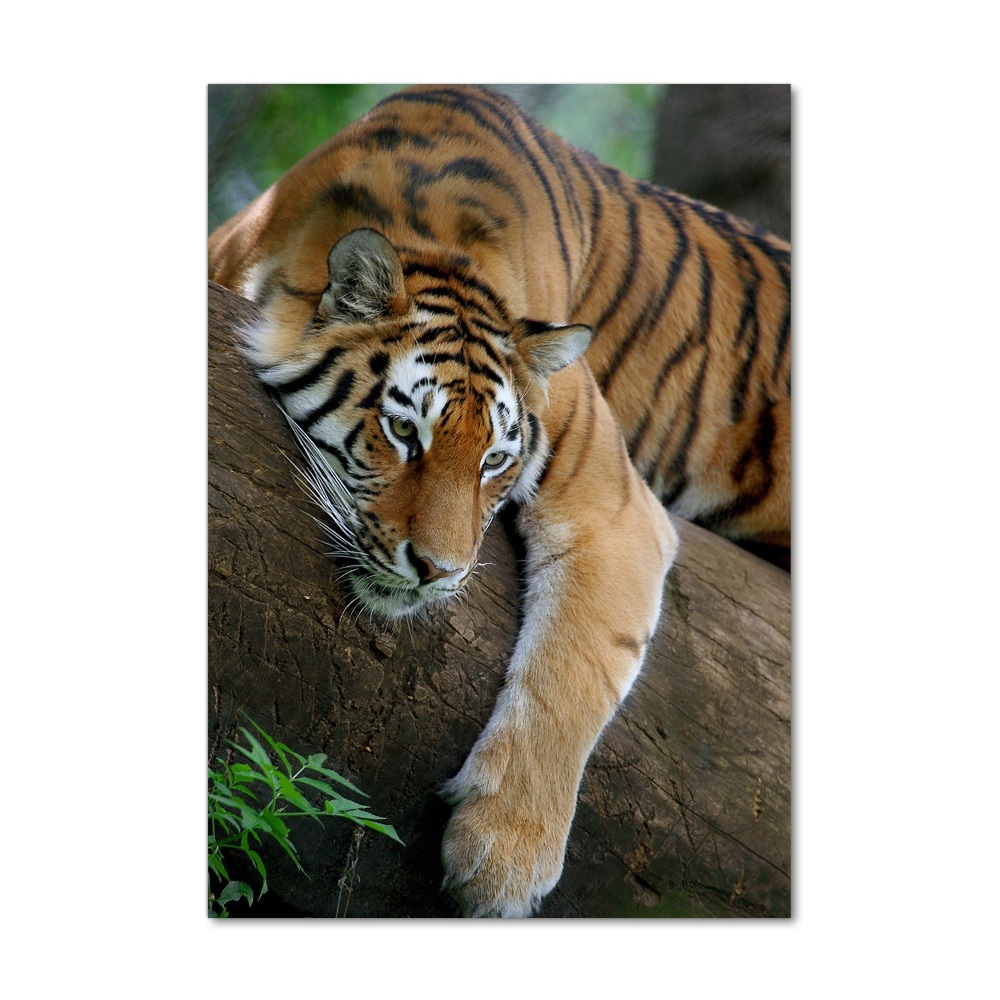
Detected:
[{"left": 208, "top": 281, "right": 791, "bottom": 918}]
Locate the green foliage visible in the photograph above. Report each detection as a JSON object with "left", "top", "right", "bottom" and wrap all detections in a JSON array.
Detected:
[
  {"left": 250, "top": 84, "right": 400, "bottom": 188},
  {"left": 208, "top": 716, "right": 402, "bottom": 917},
  {"left": 208, "top": 84, "right": 662, "bottom": 231},
  {"left": 500, "top": 83, "right": 661, "bottom": 180}
]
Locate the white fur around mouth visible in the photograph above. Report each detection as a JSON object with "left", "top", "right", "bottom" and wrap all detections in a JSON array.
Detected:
[{"left": 348, "top": 571, "right": 462, "bottom": 620}]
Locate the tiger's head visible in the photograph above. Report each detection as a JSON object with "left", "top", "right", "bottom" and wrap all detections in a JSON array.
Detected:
[{"left": 241, "top": 228, "right": 592, "bottom": 619}]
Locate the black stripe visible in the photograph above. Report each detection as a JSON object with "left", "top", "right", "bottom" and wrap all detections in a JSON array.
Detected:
[
  {"left": 743, "top": 228, "right": 791, "bottom": 269},
  {"left": 387, "top": 385, "right": 415, "bottom": 409},
  {"left": 473, "top": 317, "right": 509, "bottom": 340},
  {"left": 319, "top": 182, "right": 394, "bottom": 230},
  {"left": 698, "top": 404, "right": 777, "bottom": 526},
  {"left": 770, "top": 257, "right": 792, "bottom": 384},
  {"left": 666, "top": 354, "right": 708, "bottom": 488},
  {"left": 418, "top": 325, "right": 460, "bottom": 344},
  {"left": 417, "top": 351, "right": 464, "bottom": 366},
  {"left": 522, "top": 112, "right": 585, "bottom": 242},
  {"left": 535, "top": 396, "right": 576, "bottom": 493},
  {"left": 600, "top": 189, "right": 690, "bottom": 392},
  {"left": 358, "top": 380, "right": 383, "bottom": 409},
  {"left": 357, "top": 524, "right": 397, "bottom": 565},
  {"left": 567, "top": 146, "right": 604, "bottom": 300},
  {"left": 657, "top": 352, "right": 710, "bottom": 509},
  {"left": 556, "top": 377, "right": 596, "bottom": 492},
  {"left": 459, "top": 275, "right": 511, "bottom": 324},
  {"left": 311, "top": 436, "right": 352, "bottom": 474},
  {"left": 460, "top": 321, "right": 508, "bottom": 373},
  {"left": 401, "top": 160, "right": 436, "bottom": 239},
  {"left": 729, "top": 267, "right": 762, "bottom": 424},
  {"left": 467, "top": 358, "right": 504, "bottom": 386},
  {"left": 594, "top": 200, "right": 642, "bottom": 352},
  {"left": 732, "top": 404, "right": 776, "bottom": 486},
  {"left": 358, "top": 124, "right": 433, "bottom": 152},
  {"left": 396, "top": 153, "right": 527, "bottom": 240},
  {"left": 385, "top": 88, "right": 574, "bottom": 279},
  {"left": 571, "top": 245, "right": 608, "bottom": 317},
  {"left": 525, "top": 413, "right": 540, "bottom": 457},
  {"left": 302, "top": 369, "right": 356, "bottom": 428},
  {"left": 404, "top": 259, "right": 511, "bottom": 325},
  {"left": 263, "top": 345, "right": 346, "bottom": 395},
  {"left": 403, "top": 260, "right": 455, "bottom": 282},
  {"left": 438, "top": 156, "right": 521, "bottom": 198},
  {"left": 342, "top": 418, "right": 365, "bottom": 458},
  {"left": 680, "top": 197, "right": 764, "bottom": 424},
  {"left": 414, "top": 300, "right": 454, "bottom": 315},
  {"left": 627, "top": 245, "right": 713, "bottom": 455}
]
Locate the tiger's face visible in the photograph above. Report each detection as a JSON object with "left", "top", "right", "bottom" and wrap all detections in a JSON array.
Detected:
[{"left": 244, "top": 228, "right": 592, "bottom": 619}]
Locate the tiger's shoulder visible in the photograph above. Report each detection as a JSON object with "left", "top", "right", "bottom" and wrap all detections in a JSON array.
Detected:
[{"left": 210, "top": 85, "right": 792, "bottom": 561}]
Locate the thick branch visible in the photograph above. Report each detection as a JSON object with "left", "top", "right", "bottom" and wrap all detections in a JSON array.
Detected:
[{"left": 208, "top": 281, "right": 791, "bottom": 918}]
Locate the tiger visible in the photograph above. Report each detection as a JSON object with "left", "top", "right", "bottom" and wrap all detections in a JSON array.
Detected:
[{"left": 208, "top": 84, "right": 791, "bottom": 917}]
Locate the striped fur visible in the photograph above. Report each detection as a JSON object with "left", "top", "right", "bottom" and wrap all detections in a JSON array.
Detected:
[{"left": 209, "top": 85, "right": 790, "bottom": 917}]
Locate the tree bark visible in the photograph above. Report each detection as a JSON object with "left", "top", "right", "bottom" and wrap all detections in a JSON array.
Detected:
[{"left": 208, "top": 281, "right": 791, "bottom": 918}]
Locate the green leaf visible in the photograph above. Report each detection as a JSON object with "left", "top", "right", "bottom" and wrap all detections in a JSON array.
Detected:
[
  {"left": 210, "top": 811, "right": 242, "bottom": 836},
  {"left": 303, "top": 763, "right": 367, "bottom": 797},
  {"left": 258, "top": 809, "right": 291, "bottom": 843},
  {"left": 275, "top": 773, "right": 314, "bottom": 812},
  {"left": 209, "top": 716, "right": 404, "bottom": 900},
  {"left": 271, "top": 833, "right": 305, "bottom": 873},
  {"left": 245, "top": 717, "right": 294, "bottom": 774},
  {"left": 231, "top": 729, "right": 275, "bottom": 774},
  {"left": 209, "top": 789, "right": 264, "bottom": 833},
  {"left": 338, "top": 807, "right": 393, "bottom": 822},
  {"left": 217, "top": 880, "right": 255, "bottom": 908},
  {"left": 358, "top": 820, "right": 405, "bottom": 845},
  {"left": 244, "top": 848, "right": 268, "bottom": 881},
  {"left": 218, "top": 787, "right": 261, "bottom": 809},
  {"left": 226, "top": 762, "right": 267, "bottom": 789},
  {"left": 208, "top": 853, "right": 230, "bottom": 883},
  {"left": 295, "top": 775, "right": 359, "bottom": 803},
  {"left": 208, "top": 786, "right": 255, "bottom": 810},
  {"left": 322, "top": 797, "right": 366, "bottom": 817}
]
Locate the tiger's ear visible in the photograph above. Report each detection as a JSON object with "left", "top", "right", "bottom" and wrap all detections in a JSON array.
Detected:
[
  {"left": 316, "top": 228, "right": 409, "bottom": 325},
  {"left": 511, "top": 319, "right": 593, "bottom": 379}
]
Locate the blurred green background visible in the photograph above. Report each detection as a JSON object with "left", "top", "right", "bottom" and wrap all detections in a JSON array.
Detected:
[{"left": 208, "top": 84, "right": 790, "bottom": 239}]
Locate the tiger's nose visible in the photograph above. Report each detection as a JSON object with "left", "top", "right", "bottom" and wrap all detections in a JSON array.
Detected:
[{"left": 406, "top": 543, "right": 461, "bottom": 584}]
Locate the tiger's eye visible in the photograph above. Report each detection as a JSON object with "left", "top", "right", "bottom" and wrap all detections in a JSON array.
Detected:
[
  {"left": 483, "top": 451, "right": 507, "bottom": 468},
  {"left": 391, "top": 417, "right": 416, "bottom": 440}
]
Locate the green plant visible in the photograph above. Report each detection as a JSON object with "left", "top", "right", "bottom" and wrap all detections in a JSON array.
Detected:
[{"left": 208, "top": 717, "right": 403, "bottom": 917}]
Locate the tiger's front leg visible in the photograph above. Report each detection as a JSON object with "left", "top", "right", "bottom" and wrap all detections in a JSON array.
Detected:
[{"left": 441, "top": 367, "right": 678, "bottom": 917}]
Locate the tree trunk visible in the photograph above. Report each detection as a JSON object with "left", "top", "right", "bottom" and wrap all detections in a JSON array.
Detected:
[
  {"left": 208, "top": 281, "right": 791, "bottom": 918},
  {"left": 651, "top": 84, "right": 791, "bottom": 241}
]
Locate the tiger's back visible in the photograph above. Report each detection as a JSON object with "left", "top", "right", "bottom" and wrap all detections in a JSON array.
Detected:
[
  {"left": 210, "top": 85, "right": 792, "bottom": 916},
  {"left": 209, "top": 85, "right": 791, "bottom": 563}
]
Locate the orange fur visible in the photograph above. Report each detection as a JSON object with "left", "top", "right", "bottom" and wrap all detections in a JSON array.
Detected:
[{"left": 209, "top": 85, "right": 790, "bottom": 915}]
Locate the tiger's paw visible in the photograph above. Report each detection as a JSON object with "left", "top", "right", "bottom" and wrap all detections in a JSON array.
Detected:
[{"left": 440, "top": 763, "right": 572, "bottom": 917}]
